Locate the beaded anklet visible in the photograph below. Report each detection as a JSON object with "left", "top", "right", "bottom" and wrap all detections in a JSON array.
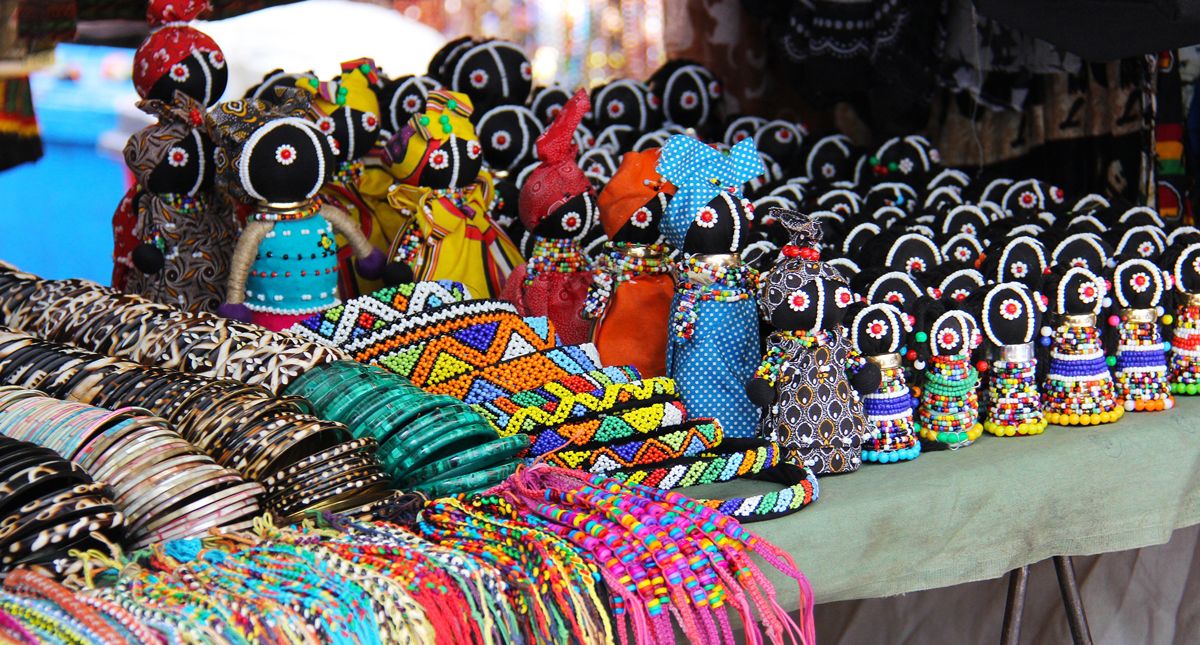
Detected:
[{"left": 985, "top": 343, "right": 1046, "bottom": 436}]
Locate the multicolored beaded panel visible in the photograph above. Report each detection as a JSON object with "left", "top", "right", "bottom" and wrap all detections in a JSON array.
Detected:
[
  {"left": 525, "top": 399, "right": 689, "bottom": 458},
  {"left": 861, "top": 364, "right": 920, "bottom": 462},
  {"left": 916, "top": 354, "right": 982, "bottom": 448},
  {"left": 427, "top": 344, "right": 608, "bottom": 403},
  {"left": 541, "top": 419, "right": 724, "bottom": 472},
  {"left": 1170, "top": 305, "right": 1200, "bottom": 390},
  {"left": 1043, "top": 323, "right": 1121, "bottom": 424},
  {"left": 290, "top": 281, "right": 471, "bottom": 346},
  {"left": 480, "top": 376, "right": 676, "bottom": 438},
  {"left": 1114, "top": 320, "right": 1173, "bottom": 411},
  {"left": 985, "top": 359, "right": 1046, "bottom": 436}
]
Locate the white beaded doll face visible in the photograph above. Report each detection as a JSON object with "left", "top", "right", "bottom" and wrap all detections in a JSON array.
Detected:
[{"left": 1113, "top": 258, "right": 1164, "bottom": 309}]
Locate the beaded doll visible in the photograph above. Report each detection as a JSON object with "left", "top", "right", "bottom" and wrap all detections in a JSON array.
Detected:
[
  {"left": 114, "top": 92, "right": 235, "bottom": 313},
  {"left": 657, "top": 134, "right": 764, "bottom": 438},
  {"left": 1167, "top": 243, "right": 1200, "bottom": 393},
  {"left": 501, "top": 90, "right": 597, "bottom": 345},
  {"left": 298, "top": 59, "right": 386, "bottom": 298},
  {"left": 977, "top": 282, "right": 1047, "bottom": 436},
  {"left": 1041, "top": 267, "right": 1123, "bottom": 426},
  {"left": 648, "top": 61, "right": 724, "bottom": 139},
  {"left": 206, "top": 93, "right": 385, "bottom": 330},
  {"left": 748, "top": 210, "right": 878, "bottom": 473},
  {"left": 915, "top": 309, "right": 983, "bottom": 449},
  {"left": 850, "top": 303, "right": 919, "bottom": 463},
  {"left": 585, "top": 149, "right": 675, "bottom": 377},
  {"left": 1109, "top": 258, "right": 1174, "bottom": 411},
  {"left": 379, "top": 90, "right": 524, "bottom": 299}
]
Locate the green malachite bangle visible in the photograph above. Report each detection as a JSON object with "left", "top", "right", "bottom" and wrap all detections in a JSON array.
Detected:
[
  {"left": 414, "top": 460, "right": 521, "bottom": 497},
  {"left": 390, "top": 412, "right": 497, "bottom": 479},
  {"left": 400, "top": 433, "right": 530, "bottom": 487}
]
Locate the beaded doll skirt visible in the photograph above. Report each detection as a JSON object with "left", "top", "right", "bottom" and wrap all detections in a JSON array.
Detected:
[{"left": 665, "top": 295, "right": 761, "bottom": 439}]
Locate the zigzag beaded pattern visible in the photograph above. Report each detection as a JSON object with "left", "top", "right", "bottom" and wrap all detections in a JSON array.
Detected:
[
  {"left": 542, "top": 420, "right": 724, "bottom": 472},
  {"left": 608, "top": 439, "right": 781, "bottom": 490},
  {"left": 291, "top": 281, "right": 472, "bottom": 346},
  {"left": 479, "top": 376, "right": 675, "bottom": 437},
  {"left": 337, "top": 300, "right": 521, "bottom": 361},
  {"left": 427, "top": 344, "right": 609, "bottom": 402},
  {"left": 524, "top": 399, "right": 689, "bottom": 457}
]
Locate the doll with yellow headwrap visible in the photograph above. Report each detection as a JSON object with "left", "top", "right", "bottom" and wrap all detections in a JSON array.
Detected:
[
  {"left": 378, "top": 90, "right": 523, "bottom": 298},
  {"left": 297, "top": 58, "right": 386, "bottom": 298},
  {"left": 584, "top": 148, "right": 676, "bottom": 376}
]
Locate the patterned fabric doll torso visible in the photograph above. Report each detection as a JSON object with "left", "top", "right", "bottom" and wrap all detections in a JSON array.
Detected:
[
  {"left": 388, "top": 174, "right": 524, "bottom": 300},
  {"left": 585, "top": 244, "right": 675, "bottom": 378},
  {"left": 503, "top": 237, "right": 594, "bottom": 345},
  {"left": 861, "top": 358, "right": 919, "bottom": 463},
  {"left": 244, "top": 213, "right": 340, "bottom": 317},
  {"left": 123, "top": 192, "right": 236, "bottom": 313},
  {"left": 759, "top": 330, "right": 866, "bottom": 474},
  {"left": 1043, "top": 321, "right": 1119, "bottom": 419},
  {"left": 1114, "top": 313, "right": 1173, "bottom": 410},
  {"left": 667, "top": 257, "right": 761, "bottom": 439}
]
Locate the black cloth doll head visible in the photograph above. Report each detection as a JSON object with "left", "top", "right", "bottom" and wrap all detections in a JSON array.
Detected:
[
  {"left": 375, "top": 74, "right": 438, "bottom": 139},
  {"left": 805, "top": 134, "right": 858, "bottom": 190},
  {"left": 591, "top": 79, "right": 660, "bottom": 133},
  {"left": 448, "top": 40, "right": 534, "bottom": 117},
  {"left": 648, "top": 60, "right": 724, "bottom": 138},
  {"left": 476, "top": 104, "right": 542, "bottom": 173}
]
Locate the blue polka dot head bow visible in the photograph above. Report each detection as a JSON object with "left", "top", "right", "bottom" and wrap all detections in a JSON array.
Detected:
[{"left": 655, "top": 134, "right": 764, "bottom": 250}]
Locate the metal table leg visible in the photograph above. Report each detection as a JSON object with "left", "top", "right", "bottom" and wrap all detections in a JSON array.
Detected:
[
  {"left": 1001, "top": 565, "right": 1029, "bottom": 645},
  {"left": 1053, "top": 556, "right": 1094, "bottom": 645}
]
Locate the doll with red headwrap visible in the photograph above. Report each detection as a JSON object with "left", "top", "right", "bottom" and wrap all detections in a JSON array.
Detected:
[
  {"left": 501, "top": 89, "right": 596, "bottom": 344},
  {"left": 584, "top": 148, "right": 676, "bottom": 376}
]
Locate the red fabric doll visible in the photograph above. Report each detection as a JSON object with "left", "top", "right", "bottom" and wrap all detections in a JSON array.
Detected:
[{"left": 502, "top": 89, "right": 595, "bottom": 345}]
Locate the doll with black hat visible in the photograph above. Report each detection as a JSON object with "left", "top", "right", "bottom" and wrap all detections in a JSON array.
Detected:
[
  {"left": 975, "top": 282, "right": 1047, "bottom": 436},
  {"left": 914, "top": 305, "right": 984, "bottom": 449},
  {"left": 1040, "top": 266, "right": 1123, "bottom": 426},
  {"left": 1108, "top": 258, "right": 1174, "bottom": 412},
  {"left": 850, "top": 303, "right": 920, "bottom": 463}
]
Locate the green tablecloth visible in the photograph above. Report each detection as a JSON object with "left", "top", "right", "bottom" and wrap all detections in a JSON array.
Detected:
[{"left": 690, "top": 397, "right": 1200, "bottom": 605}]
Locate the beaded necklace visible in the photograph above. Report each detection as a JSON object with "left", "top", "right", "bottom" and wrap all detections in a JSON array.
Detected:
[
  {"left": 525, "top": 237, "right": 590, "bottom": 285},
  {"left": 158, "top": 192, "right": 209, "bottom": 217},
  {"left": 1114, "top": 309, "right": 1173, "bottom": 411},
  {"left": 1170, "top": 303, "right": 1200, "bottom": 390},
  {"left": 581, "top": 242, "right": 672, "bottom": 319},
  {"left": 252, "top": 201, "right": 323, "bottom": 223},
  {"left": 985, "top": 343, "right": 1046, "bottom": 436},
  {"left": 916, "top": 353, "right": 981, "bottom": 448},
  {"left": 862, "top": 356, "right": 920, "bottom": 462},
  {"left": 672, "top": 256, "right": 758, "bottom": 340},
  {"left": 331, "top": 159, "right": 365, "bottom": 188},
  {"left": 754, "top": 329, "right": 869, "bottom": 390},
  {"left": 1043, "top": 316, "right": 1121, "bottom": 425}
]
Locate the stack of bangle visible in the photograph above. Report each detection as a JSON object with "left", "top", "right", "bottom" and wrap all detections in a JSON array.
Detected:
[
  {"left": 0, "top": 269, "right": 348, "bottom": 394},
  {"left": 1170, "top": 303, "right": 1200, "bottom": 393},
  {"left": 861, "top": 354, "right": 921, "bottom": 462},
  {"left": 916, "top": 353, "right": 983, "bottom": 449},
  {"left": 284, "top": 360, "right": 527, "bottom": 495},
  {"left": 984, "top": 343, "right": 1047, "bottom": 436},
  {"left": 1043, "top": 315, "right": 1122, "bottom": 426},
  {"left": 0, "top": 329, "right": 398, "bottom": 520},
  {"left": 0, "top": 435, "right": 124, "bottom": 583},
  {"left": 0, "top": 387, "right": 263, "bottom": 548},
  {"left": 1114, "top": 308, "right": 1173, "bottom": 411}
]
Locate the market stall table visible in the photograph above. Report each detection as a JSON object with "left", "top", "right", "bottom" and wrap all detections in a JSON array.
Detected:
[{"left": 691, "top": 396, "right": 1200, "bottom": 607}]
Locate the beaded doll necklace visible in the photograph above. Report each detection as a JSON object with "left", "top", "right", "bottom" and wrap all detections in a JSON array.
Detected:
[
  {"left": 1115, "top": 309, "right": 1173, "bottom": 410},
  {"left": 331, "top": 159, "right": 365, "bottom": 187},
  {"left": 252, "top": 200, "right": 322, "bottom": 222},
  {"left": 158, "top": 192, "right": 209, "bottom": 216},
  {"left": 985, "top": 343, "right": 1046, "bottom": 437},
  {"left": 917, "top": 353, "right": 981, "bottom": 447},
  {"left": 672, "top": 255, "right": 758, "bottom": 340},
  {"left": 525, "top": 237, "right": 590, "bottom": 285},
  {"left": 581, "top": 242, "right": 672, "bottom": 319},
  {"left": 862, "top": 360, "right": 920, "bottom": 462},
  {"left": 1171, "top": 303, "right": 1200, "bottom": 391},
  {"left": 1043, "top": 317, "right": 1122, "bottom": 425}
]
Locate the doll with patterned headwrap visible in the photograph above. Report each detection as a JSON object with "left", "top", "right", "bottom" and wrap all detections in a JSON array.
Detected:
[
  {"left": 748, "top": 209, "right": 877, "bottom": 473},
  {"left": 850, "top": 303, "right": 919, "bottom": 463},
  {"left": 501, "top": 89, "right": 596, "bottom": 345},
  {"left": 378, "top": 90, "right": 523, "bottom": 299},
  {"left": 114, "top": 91, "right": 235, "bottom": 313},
  {"left": 206, "top": 92, "right": 384, "bottom": 330},
  {"left": 658, "top": 134, "right": 765, "bottom": 438},
  {"left": 298, "top": 58, "right": 386, "bottom": 298},
  {"left": 1041, "top": 267, "right": 1123, "bottom": 426},
  {"left": 583, "top": 148, "right": 676, "bottom": 376},
  {"left": 976, "top": 282, "right": 1047, "bottom": 437},
  {"left": 1108, "top": 258, "right": 1174, "bottom": 411}
]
